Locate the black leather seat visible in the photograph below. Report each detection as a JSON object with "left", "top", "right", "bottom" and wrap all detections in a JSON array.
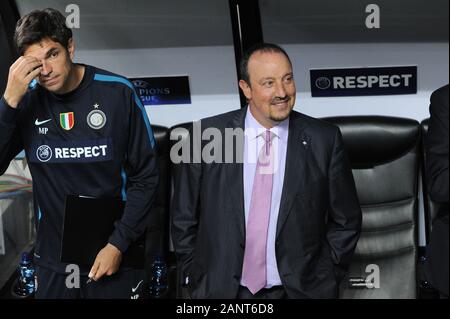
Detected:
[
  {"left": 323, "top": 116, "right": 421, "bottom": 299},
  {"left": 145, "top": 125, "right": 170, "bottom": 256},
  {"left": 419, "top": 118, "right": 446, "bottom": 298},
  {"left": 144, "top": 126, "right": 171, "bottom": 288},
  {"left": 420, "top": 119, "right": 442, "bottom": 242}
]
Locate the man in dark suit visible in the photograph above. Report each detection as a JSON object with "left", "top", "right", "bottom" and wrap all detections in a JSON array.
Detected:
[
  {"left": 425, "top": 84, "right": 449, "bottom": 298},
  {"left": 171, "top": 43, "right": 362, "bottom": 299}
]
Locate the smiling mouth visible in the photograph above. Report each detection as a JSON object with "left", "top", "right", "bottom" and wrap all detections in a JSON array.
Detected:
[{"left": 272, "top": 99, "right": 290, "bottom": 106}]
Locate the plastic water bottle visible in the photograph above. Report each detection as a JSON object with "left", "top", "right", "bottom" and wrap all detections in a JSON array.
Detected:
[
  {"left": 149, "top": 257, "right": 168, "bottom": 298},
  {"left": 15, "top": 252, "right": 36, "bottom": 297},
  {"left": 418, "top": 255, "right": 439, "bottom": 299}
]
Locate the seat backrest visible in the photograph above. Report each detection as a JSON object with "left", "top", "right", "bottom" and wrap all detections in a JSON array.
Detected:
[
  {"left": 145, "top": 125, "right": 171, "bottom": 265},
  {"left": 420, "top": 119, "right": 442, "bottom": 243},
  {"left": 323, "top": 116, "right": 421, "bottom": 299}
]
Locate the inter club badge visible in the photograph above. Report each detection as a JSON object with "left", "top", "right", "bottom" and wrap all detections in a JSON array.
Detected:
[{"left": 87, "top": 103, "right": 107, "bottom": 130}]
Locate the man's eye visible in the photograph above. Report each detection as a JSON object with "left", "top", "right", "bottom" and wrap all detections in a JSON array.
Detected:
[
  {"left": 50, "top": 52, "right": 58, "bottom": 58},
  {"left": 264, "top": 81, "right": 273, "bottom": 87}
]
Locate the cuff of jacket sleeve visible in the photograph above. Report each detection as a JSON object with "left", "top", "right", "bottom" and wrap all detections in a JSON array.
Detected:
[
  {"left": 0, "top": 96, "right": 19, "bottom": 123},
  {"left": 108, "top": 227, "right": 132, "bottom": 254}
]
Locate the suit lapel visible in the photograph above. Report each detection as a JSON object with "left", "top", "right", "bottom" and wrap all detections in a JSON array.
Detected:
[
  {"left": 276, "top": 112, "right": 311, "bottom": 239},
  {"left": 224, "top": 108, "right": 247, "bottom": 238}
]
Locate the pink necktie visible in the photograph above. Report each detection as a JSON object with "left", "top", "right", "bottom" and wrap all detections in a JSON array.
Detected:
[{"left": 241, "top": 130, "right": 274, "bottom": 294}]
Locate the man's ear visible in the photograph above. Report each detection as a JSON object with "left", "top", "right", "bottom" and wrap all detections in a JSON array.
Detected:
[
  {"left": 67, "top": 38, "right": 75, "bottom": 60},
  {"left": 239, "top": 79, "right": 252, "bottom": 101}
]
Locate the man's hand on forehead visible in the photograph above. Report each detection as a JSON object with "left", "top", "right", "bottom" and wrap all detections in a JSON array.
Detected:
[
  {"left": 3, "top": 56, "right": 43, "bottom": 108},
  {"left": 19, "top": 55, "right": 41, "bottom": 66},
  {"left": 17, "top": 56, "right": 42, "bottom": 75}
]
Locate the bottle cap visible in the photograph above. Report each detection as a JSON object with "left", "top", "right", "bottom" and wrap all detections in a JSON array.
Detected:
[
  {"left": 29, "top": 79, "right": 38, "bottom": 89},
  {"left": 21, "top": 252, "right": 31, "bottom": 264}
]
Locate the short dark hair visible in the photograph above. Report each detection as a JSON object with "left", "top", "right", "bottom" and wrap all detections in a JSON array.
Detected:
[
  {"left": 14, "top": 8, "right": 72, "bottom": 55},
  {"left": 239, "top": 43, "right": 292, "bottom": 85}
]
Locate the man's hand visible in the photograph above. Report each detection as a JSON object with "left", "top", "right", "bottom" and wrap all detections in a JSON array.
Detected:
[
  {"left": 3, "top": 56, "right": 42, "bottom": 108},
  {"left": 89, "top": 243, "right": 123, "bottom": 281}
]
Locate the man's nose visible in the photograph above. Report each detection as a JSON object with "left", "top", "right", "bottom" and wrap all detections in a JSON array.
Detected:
[
  {"left": 40, "top": 61, "right": 52, "bottom": 76},
  {"left": 275, "top": 82, "right": 287, "bottom": 98}
]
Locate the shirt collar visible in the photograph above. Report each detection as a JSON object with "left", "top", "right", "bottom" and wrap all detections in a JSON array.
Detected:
[{"left": 245, "top": 106, "right": 289, "bottom": 143}]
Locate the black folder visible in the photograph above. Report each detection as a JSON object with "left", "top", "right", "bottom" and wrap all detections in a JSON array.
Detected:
[{"left": 60, "top": 195, "right": 145, "bottom": 269}]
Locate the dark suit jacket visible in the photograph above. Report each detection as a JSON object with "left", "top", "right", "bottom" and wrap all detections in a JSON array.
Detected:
[
  {"left": 171, "top": 108, "right": 362, "bottom": 298},
  {"left": 425, "top": 84, "right": 449, "bottom": 296}
]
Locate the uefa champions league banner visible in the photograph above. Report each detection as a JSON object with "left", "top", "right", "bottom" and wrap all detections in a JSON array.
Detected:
[
  {"left": 310, "top": 66, "right": 417, "bottom": 97},
  {"left": 130, "top": 76, "right": 191, "bottom": 106}
]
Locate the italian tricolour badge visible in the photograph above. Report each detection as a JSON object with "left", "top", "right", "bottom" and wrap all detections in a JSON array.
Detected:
[{"left": 60, "top": 112, "right": 75, "bottom": 130}]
